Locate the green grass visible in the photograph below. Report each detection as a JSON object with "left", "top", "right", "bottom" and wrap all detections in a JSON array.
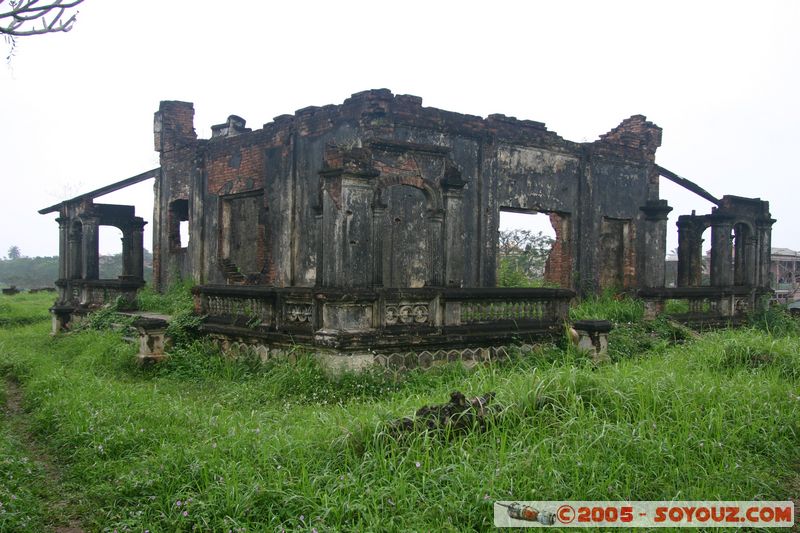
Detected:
[
  {"left": 0, "top": 295, "right": 798, "bottom": 531},
  {"left": 136, "top": 280, "right": 195, "bottom": 316},
  {"left": 0, "top": 380, "right": 49, "bottom": 532},
  {"left": 569, "top": 291, "right": 644, "bottom": 323},
  {"left": 0, "top": 292, "right": 53, "bottom": 328}
]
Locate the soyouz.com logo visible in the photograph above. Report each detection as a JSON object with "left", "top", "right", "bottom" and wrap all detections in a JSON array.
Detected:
[{"left": 493, "top": 501, "right": 795, "bottom": 528}]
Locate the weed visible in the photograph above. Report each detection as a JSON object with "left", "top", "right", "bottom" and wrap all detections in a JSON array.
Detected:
[
  {"left": 164, "top": 310, "right": 204, "bottom": 347},
  {"left": 136, "top": 280, "right": 194, "bottom": 316},
  {"left": 0, "top": 297, "right": 796, "bottom": 530},
  {"left": 749, "top": 304, "right": 800, "bottom": 337},
  {"left": 569, "top": 291, "right": 644, "bottom": 323}
]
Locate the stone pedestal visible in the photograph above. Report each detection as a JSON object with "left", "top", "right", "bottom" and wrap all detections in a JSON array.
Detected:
[
  {"left": 572, "top": 320, "right": 613, "bottom": 363},
  {"left": 49, "top": 304, "right": 75, "bottom": 334},
  {"left": 133, "top": 317, "right": 170, "bottom": 364},
  {"left": 642, "top": 298, "right": 664, "bottom": 320}
]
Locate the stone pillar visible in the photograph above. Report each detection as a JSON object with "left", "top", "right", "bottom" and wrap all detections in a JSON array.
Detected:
[
  {"left": 427, "top": 212, "right": 444, "bottom": 286},
  {"left": 639, "top": 200, "right": 672, "bottom": 288},
  {"left": 56, "top": 217, "right": 69, "bottom": 280},
  {"left": 371, "top": 206, "right": 385, "bottom": 286},
  {"left": 120, "top": 230, "right": 132, "bottom": 278},
  {"left": 755, "top": 218, "right": 775, "bottom": 288},
  {"left": 81, "top": 217, "right": 100, "bottom": 280},
  {"left": 443, "top": 185, "right": 465, "bottom": 288},
  {"left": 710, "top": 216, "right": 733, "bottom": 287},
  {"left": 733, "top": 232, "right": 758, "bottom": 287},
  {"left": 68, "top": 221, "right": 82, "bottom": 279},
  {"left": 677, "top": 216, "right": 703, "bottom": 287},
  {"left": 743, "top": 237, "right": 757, "bottom": 286},
  {"left": 130, "top": 219, "right": 146, "bottom": 281}
]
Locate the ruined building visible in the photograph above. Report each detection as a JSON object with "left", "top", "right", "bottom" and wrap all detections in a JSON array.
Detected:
[{"left": 41, "top": 90, "right": 774, "bottom": 367}]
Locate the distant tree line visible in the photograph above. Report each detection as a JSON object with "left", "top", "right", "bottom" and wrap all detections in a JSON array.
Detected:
[{"left": 0, "top": 247, "right": 153, "bottom": 289}]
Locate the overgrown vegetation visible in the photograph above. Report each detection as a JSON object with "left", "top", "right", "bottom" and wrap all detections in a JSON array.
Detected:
[
  {"left": 0, "top": 292, "right": 797, "bottom": 531},
  {"left": 136, "top": 279, "right": 194, "bottom": 316}
]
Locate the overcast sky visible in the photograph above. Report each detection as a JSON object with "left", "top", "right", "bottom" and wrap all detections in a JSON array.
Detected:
[{"left": 2, "top": 0, "right": 798, "bottom": 259}]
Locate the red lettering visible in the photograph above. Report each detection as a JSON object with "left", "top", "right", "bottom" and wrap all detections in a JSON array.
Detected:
[
  {"left": 725, "top": 507, "right": 739, "bottom": 522},
  {"left": 682, "top": 507, "right": 696, "bottom": 521},
  {"left": 746, "top": 508, "right": 759, "bottom": 522},
  {"left": 620, "top": 507, "right": 633, "bottom": 523},
  {"left": 710, "top": 506, "right": 725, "bottom": 522},
  {"left": 774, "top": 506, "right": 792, "bottom": 523},
  {"left": 654, "top": 507, "right": 667, "bottom": 523},
  {"left": 577, "top": 507, "right": 590, "bottom": 522},
  {"left": 695, "top": 507, "right": 710, "bottom": 522},
  {"left": 669, "top": 508, "right": 683, "bottom": 521}
]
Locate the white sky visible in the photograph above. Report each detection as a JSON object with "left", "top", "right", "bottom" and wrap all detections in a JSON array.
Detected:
[{"left": 1, "top": 0, "right": 798, "bottom": 258}]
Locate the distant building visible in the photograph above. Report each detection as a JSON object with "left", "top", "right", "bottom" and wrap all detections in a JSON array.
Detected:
[{"left": 771, "top": 247, "right": 800, "bottom": 303}]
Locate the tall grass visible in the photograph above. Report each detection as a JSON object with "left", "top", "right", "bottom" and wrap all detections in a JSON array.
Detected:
[
  {"left": 569, "top": 291, "right": 644, "bottom": 323},
  {"left": 136, "top": 280, "right": 195, "bottom": 315},
  {"left": 0, "top": 380, "right": 49, "bottom": 532},
  {"left": 0, "top": 293, "right": 797, "bottom": 530}
]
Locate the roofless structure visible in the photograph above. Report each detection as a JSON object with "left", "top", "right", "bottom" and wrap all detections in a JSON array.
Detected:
[{"left": 40, "top": 89, "right": 774, "bottom": 368}]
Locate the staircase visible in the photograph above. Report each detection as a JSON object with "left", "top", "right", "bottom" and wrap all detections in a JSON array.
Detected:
[{"left": 220, "top": 258, "right": 246, "bottom": 284}]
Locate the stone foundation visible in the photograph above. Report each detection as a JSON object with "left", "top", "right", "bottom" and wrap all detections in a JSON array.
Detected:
[{"left": 210, "top": 334, "right": 540, "bottom": 375}]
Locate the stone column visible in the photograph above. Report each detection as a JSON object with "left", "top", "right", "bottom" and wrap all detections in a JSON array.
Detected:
[
  {"left": 130, "top": 218, "right": 146, "bottom": 281},
  {"left": 710, "top": 216, "right": 733, "bottom": 287},
  {"left": 427, "top": 211, "right": 444, "bottom": 286},
  {"left": 81, "top": 217, "right": 100, "bottom": 280},
  {"left": 56, "top": 217, "right": 69, "bottom": 280},
  {"left": 371, "top": 205, "right": 386, "bottom": 286},
  {"left": 443, "top": 185, "right": 465, "bottom": 288},
  {"left": 677, "top": 216, "right": 703, "bottom": 287},
  {"left": 68, "top": 221, "right": 82, "bottom": 279},
  {"left": 744, "top": 237, "right": 757, "bottom": 286},
  {"left": 120, "top": 229, "right": 132, "bottom": 278},
  {"left": 639, "top": 200, "right": 672, "bottom": 288},
  {"left": 755, "top": 218, "right": 775, "bottom": 288}
]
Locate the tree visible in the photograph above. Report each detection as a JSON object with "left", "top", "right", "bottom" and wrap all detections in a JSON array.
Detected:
[
  {"left": 1, "top": 0, "right": 84, "bottom": 36},
  {"left": 1, "top": 0, "right": 84, "bottom": 58},
  {"left": 497, "top": 229, "right": 555, "bottom": 287},
  {"left": 6, "top": 245, "right": 20, "bottom": 260}
]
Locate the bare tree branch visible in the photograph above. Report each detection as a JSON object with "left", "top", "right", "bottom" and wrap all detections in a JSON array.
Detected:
[{"left": 0, "top": 0, "right": 84, "bottom": 37}]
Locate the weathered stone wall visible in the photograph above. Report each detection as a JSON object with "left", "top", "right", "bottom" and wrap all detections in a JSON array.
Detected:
[
  {"left": 153, "top": 101, "right": 197, "bottom": 290},
  {"left": 154, "top": 90, "right": 665, "bottom": 296}
]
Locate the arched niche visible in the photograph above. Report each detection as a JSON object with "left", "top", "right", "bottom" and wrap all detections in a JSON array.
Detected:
[{"left": 372, "top": 175, "right": 444, "bottom": 288}]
